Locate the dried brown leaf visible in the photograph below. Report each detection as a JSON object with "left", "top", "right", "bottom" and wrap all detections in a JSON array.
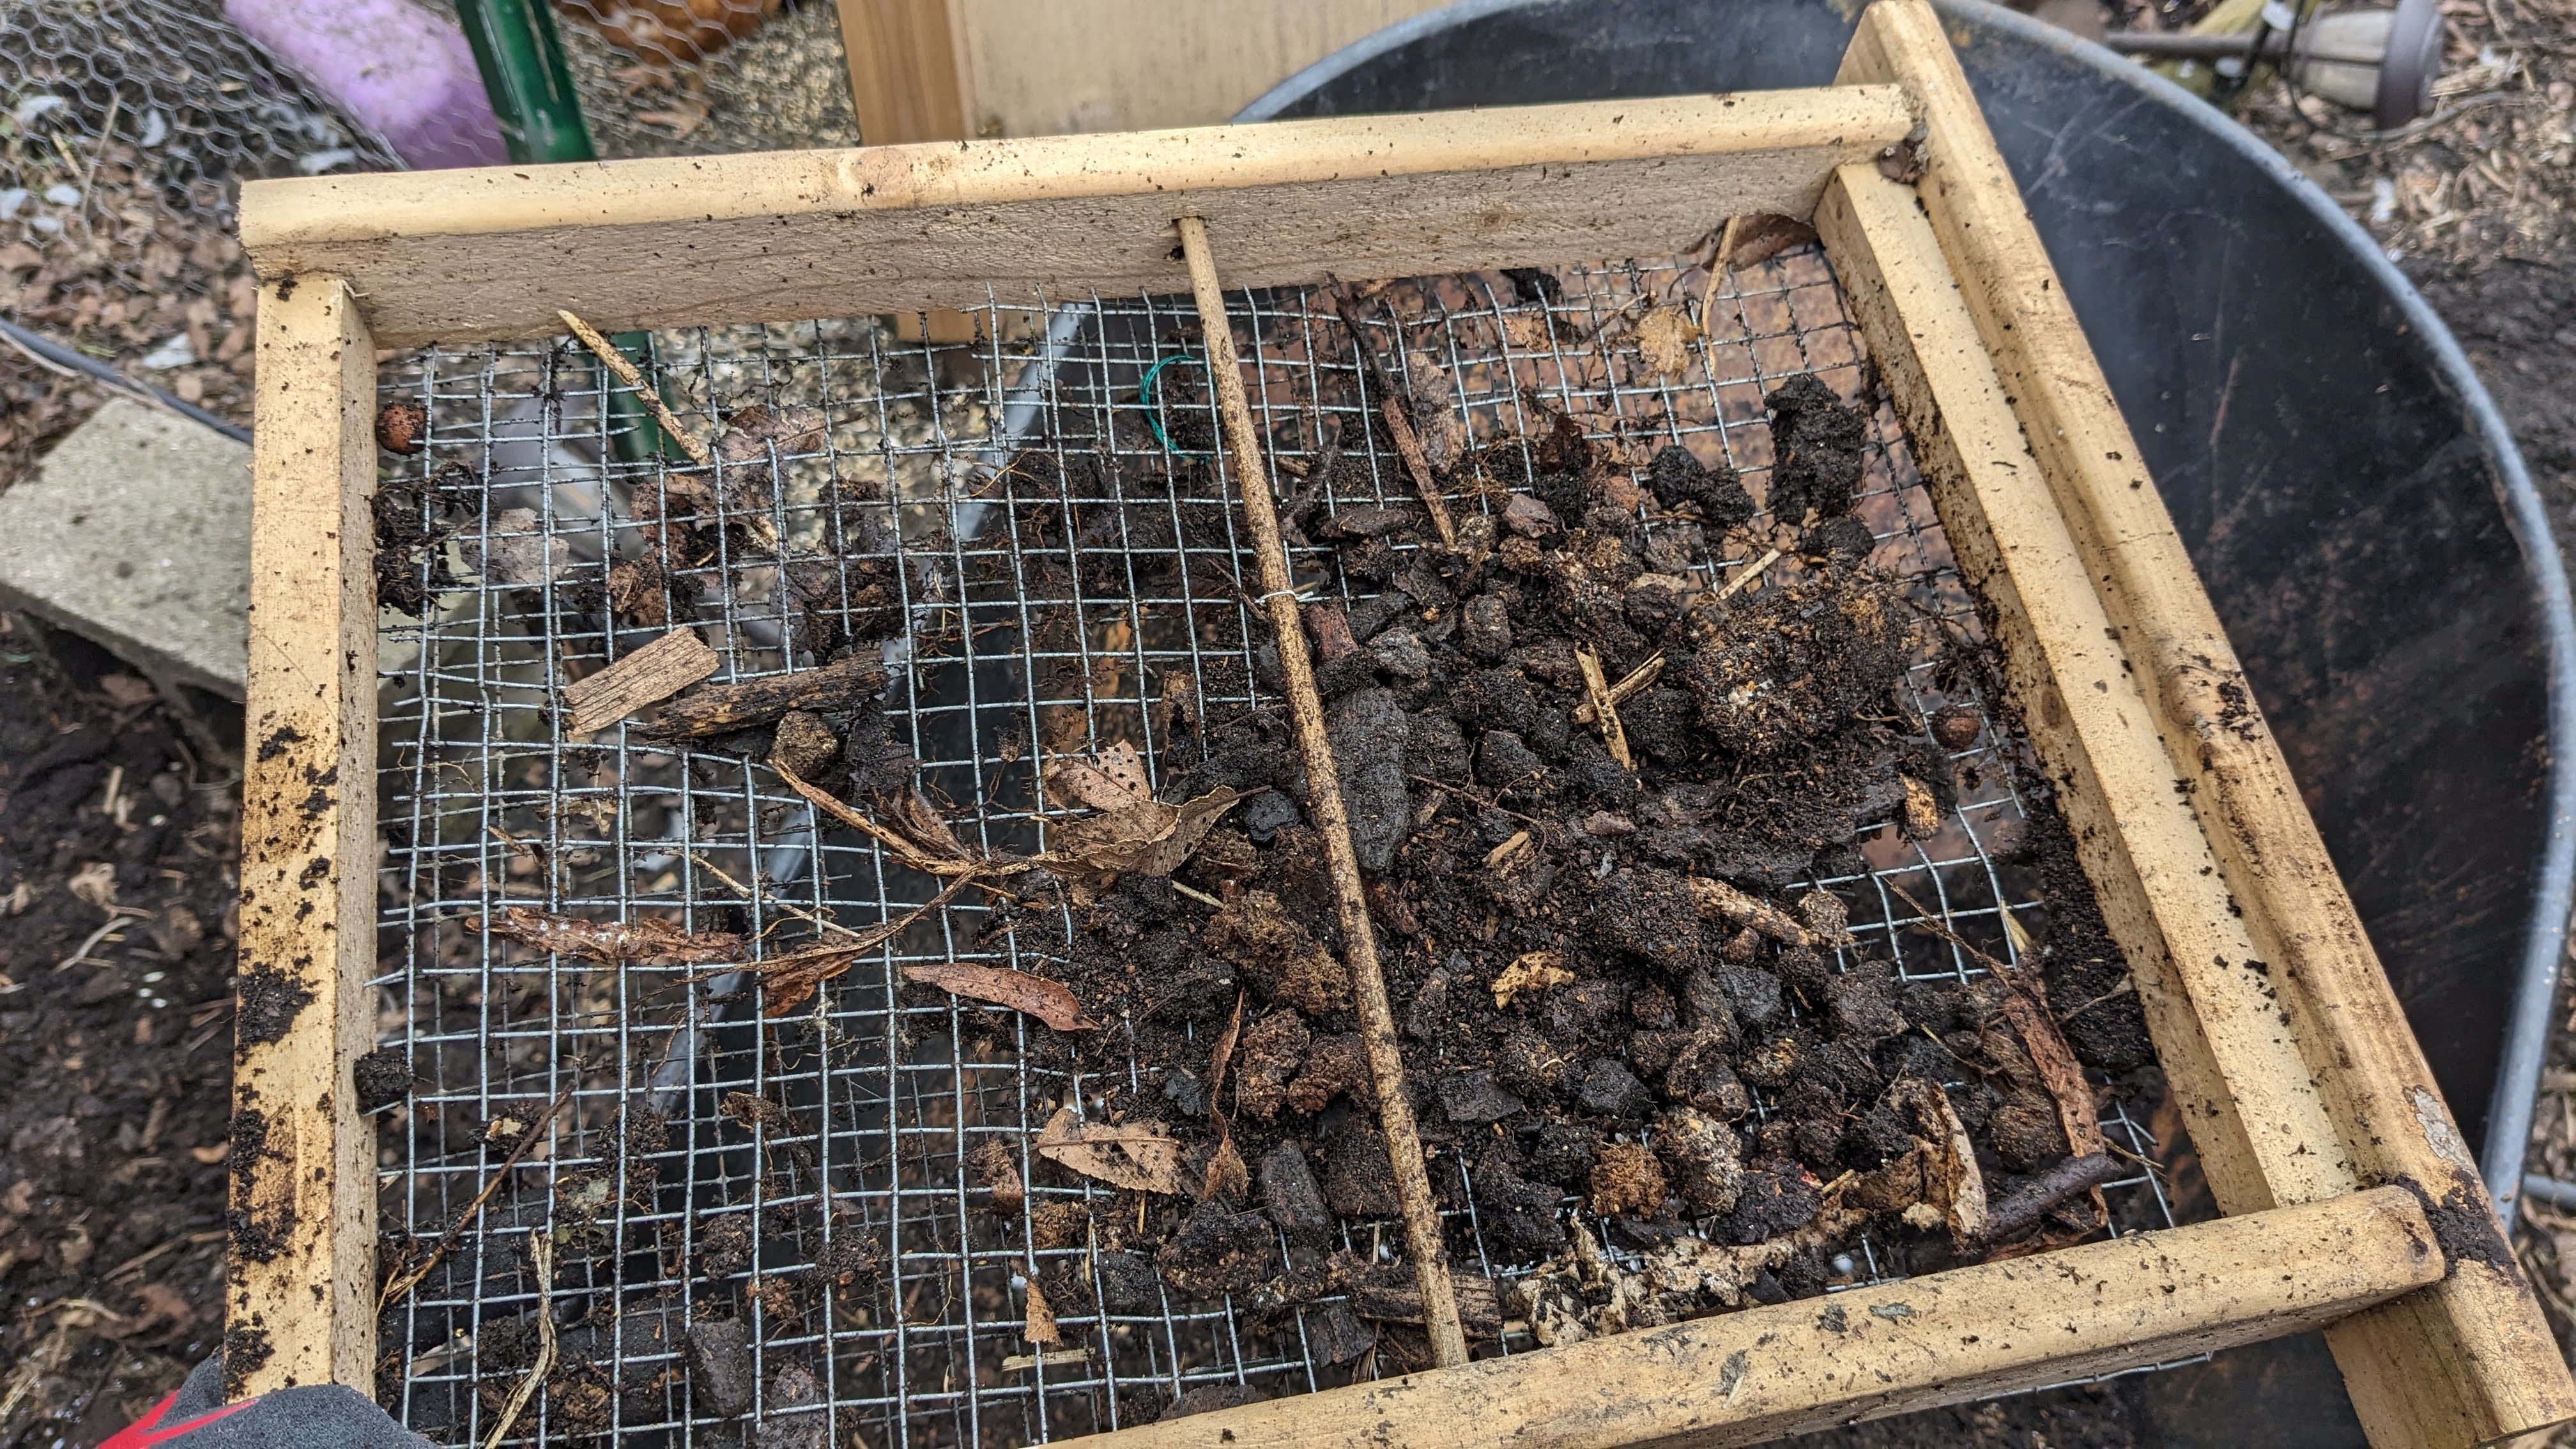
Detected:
[
  {"left": 479, "top": 907, "right": 742, "bottom": 965},
  {"left": 901, "top": 961, "right": 1098, "bottom": 1032},
  {"left": 1048, "top": 740, "right": 1155, "bottom": 812},
  {"left": 1052, "top": 785, "right": 1250, "bottom": 879},
  {"left": 1634, "top": 306, "right": 1703, "bottom": 378},
  {"left": 891, "top": 787, "right": 973, "bottom": 862},
  {"left": 1023, "top": 1276, "right": 1059, "bottom": 1346},
  {"left": 1034, "top": 1107, "right": 1184, "bottom": 1194},
  {"left": 1199, "top": 1136, "right": 1249, "bottom": 1202}
]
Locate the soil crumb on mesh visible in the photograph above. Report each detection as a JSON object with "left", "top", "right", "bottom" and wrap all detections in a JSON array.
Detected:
[{"left": 352, "top": 1046, "right": 415, "bottom": 1113}]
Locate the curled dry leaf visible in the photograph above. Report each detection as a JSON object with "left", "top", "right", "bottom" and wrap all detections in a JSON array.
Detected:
[
  {"left": 1048, "top": 741, "right": 1252, "bottom": 879},
  {"left": 891, "top": 787, "right": 973, "bottom": 862},
  {"left": 901, "top": 961, "right": 1098, "bottom": 1032},
  {"left": 1492, "top": 950, "right": 1575, "bottom": 1009},
  {"left": 1900, "top": 1076, "right": 1987, "bottom": 1247},
  {"left": 1034, "top": 1107, "right": 1185, "bottom": 1195},
  {"left": 478, "top": 907, "right": 744, "bottom": 965},
  {"left": 1023, "top": 1276, "right": 1060, "bottom": 1346},
  {"left": 1634, "top": 305, "right": 1703, "bottom": 378},
  {"left": 1199, "top": 1136, "right": 1249, "bottom": 1202}
]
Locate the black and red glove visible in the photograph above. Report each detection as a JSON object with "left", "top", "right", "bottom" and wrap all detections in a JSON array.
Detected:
[{"left": 103, "top": 1356, "right": 428, "bottom": 1448}]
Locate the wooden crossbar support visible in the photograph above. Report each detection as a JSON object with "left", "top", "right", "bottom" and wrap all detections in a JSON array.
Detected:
[
  {"left": 1175, "top": 215, "right": 1469, "bottom": 1368},
  {"left": 1084, "top": 1188, "right": 2443, "bottom": 1448},
  {"left": 1833, "top": 4, "right": 2576, "bottom": 1441},
  {"left": 231, "top": 275, "right": 379, "bottom": 1397},
  {"left": 237, "top": 89, "right": 1913, "bottom": 346}
]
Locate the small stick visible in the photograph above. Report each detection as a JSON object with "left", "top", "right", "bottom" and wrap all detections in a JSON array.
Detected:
[
  {"left": 381, "top": 1080, "right": 577, "bottom": 1310},
  {"left": 1322, "top": 282, "right": 1459, "bottom": 549},
  {"left": 1406, "top": 773, "right": 1545, "bottom": 833},
  {"left": 1575, "top": 645, "right": 1635, "bottom": 770},
  {"left": 1718, "top": 546, "right": 1784, "bottom": 601},
  {"left": 689, "top": 853, "right": 866, "bottom": 940},
  {"left": 480, "top": 1234, "right": 555, "bottom": 1449},
  {"left": 1971, "top": 1153, "right": 2124, "bottom": 1246},
  {"left": 558, "top": 309, "right": 710, "bottom": 466},
  {"left": 1180, "top": 217, "right": 1468, "bottom": 1370},
  {"left": 1572, "top": 652, "right": 1666, "bottom": 724},
  {"left": 1485, "top": 829, "right": 1533, "bottom": 871}
]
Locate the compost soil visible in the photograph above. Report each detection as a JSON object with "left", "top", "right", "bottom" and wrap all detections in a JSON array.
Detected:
[
  {"left": 0, "top": 615, "right": 240, "bottom": 1444},
  {"left": 944, "top": 369, "right": 2161, "bottom": 1383}
]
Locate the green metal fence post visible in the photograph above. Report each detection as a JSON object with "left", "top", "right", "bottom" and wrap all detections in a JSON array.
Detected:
[{"left": 456, "top": 0, "right": 677, "bottom": 463}]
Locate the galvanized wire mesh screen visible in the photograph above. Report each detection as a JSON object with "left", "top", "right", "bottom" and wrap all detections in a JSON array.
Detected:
[{"left": 369, "top": 244, "right": 2199, "bottom": 1446}]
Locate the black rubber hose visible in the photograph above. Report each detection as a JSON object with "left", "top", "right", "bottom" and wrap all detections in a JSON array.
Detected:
[{"left": 0, "top": 315, "right": 252, "bottom": 444}]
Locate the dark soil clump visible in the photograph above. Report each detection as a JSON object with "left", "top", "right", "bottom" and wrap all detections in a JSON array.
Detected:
[{"left": 979, "top": 375, "right": 2152, "bottom": 1366}]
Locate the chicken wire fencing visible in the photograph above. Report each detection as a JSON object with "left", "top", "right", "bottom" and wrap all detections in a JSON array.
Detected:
[
  {"left": 366, "top": 245, "right": 2201, "bottom": 1447},
  {"left": 0, "top": 0, "right": 394, "bottom": 371}
]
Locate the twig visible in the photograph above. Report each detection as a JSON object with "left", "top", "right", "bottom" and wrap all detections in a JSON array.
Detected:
[
  {"left": 689, "top": 852, "right": 865, "bottom": 940},
  {"left": 1322, "top": 280, "right": 1459, "bottom": 549},
  {"left": 380, "top": 1081, "right": 577, "bottom": 1311},
  {"left": 1575, "top": 645, "right": 1635, "bottom": 770},
  {"left": 739, "top": 872, "right": 978, "bottom": 1016},
  {"left": 53, "top": 907, "right": 150, "bottom": 972},
  {"left": 1185, "top": 218, "right": 1468, "bottom": 1368},
  {"left": 1406, "top": 773, "right": 1545, "bottom": 833},
  {"left": 1169, "top": 878, "right": 1223, "bottom": 908},
  {"left": 557, "top": 309, "right": 710, "bottom": 466},
  {"left": 1573, "top": 652, "right": 1665, "bottom": 724},
  {"left": 1700, "top": 216, "right": 1744, "bottom": 325},
  {"left": 1717, "top": 546, "right": 1784, "bottom": 601},
  {"left": 481, "top": 1234, "right": 555, "bottom": 1449},
  {"left": 773, "top": 768, "right": 1031, "bottom": 907},
  {"left": 776, "top": 765, "right": 979, "bottom": 877}
]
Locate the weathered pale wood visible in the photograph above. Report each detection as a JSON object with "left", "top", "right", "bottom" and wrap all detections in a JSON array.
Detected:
[
  {"left": 1810, "top": 164, "right": 2349, "bottom": 1223},
  {"left": 1838, "top": 3, "right": 2576, "bottom": 1441},
  {"left": 564, "top": 625, "right": 719, "bottom": 735},
  {"left": 838, "top": 0, "right": 972, "bottom": 146},
  {"left": 236, "top": 88, "right": 1916, "bottom": 346},
  {"left": 946, "top": 0, "right": 1446, "bottom": 138},
  {"left": 231, "top": 275, "right": 378, "bottom": 1398},
  {"left": 1085, "top": 1188, "right": 2444, "bottom": 1448},
  {"left": 1176, "top": 213, "right": 1468, "bottom": 1368}
]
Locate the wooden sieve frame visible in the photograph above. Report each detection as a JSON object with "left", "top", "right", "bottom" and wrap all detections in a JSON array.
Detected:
[{"left": 230, "top": 3, "right": 2573, "bottom": 1441}]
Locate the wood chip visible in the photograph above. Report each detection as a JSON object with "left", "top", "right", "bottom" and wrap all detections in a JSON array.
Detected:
[
  {"left": 1634, "top": 305, "right": 1703, "bottom": 378},
  {"left": 901, "top": 962, "right": 1097, "bottom": 1032},
  {"left": 1492, "top": 949, "right": 1574, "bottom": 1008},
  {"left": 1034, "top": 1107, "right": 1184, "bottom": 1194},
  {"left": 1483, "top": 829, "right": 1533, "bottom": 871},
  {"left": 1575, "top": 645, "right": 1634, "bottom": 770},
  {"left": 1688, "top": 878, "right": 1809, "bottom": 945},
  {"left": 477, "top": 907, "right": 744, "bottom": 965},
  {"left": 1572, "top": 652, "right": 1665, "bottom": 724},
  {"left": 645, "top": 655, "right": 888, "bottom": 741},
  {"left": 564, "top": 626, "right": 719, "bottom": 735}
]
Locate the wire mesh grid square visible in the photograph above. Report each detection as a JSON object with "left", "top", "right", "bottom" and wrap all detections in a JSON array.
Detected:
[{"left": 368, "top": 243, "right": 2202, "bottom": 1446}]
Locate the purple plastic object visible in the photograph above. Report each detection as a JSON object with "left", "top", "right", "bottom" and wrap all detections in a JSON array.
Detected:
[{"left": 224, "top": 0, "right": 507, "bottom": 171}]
